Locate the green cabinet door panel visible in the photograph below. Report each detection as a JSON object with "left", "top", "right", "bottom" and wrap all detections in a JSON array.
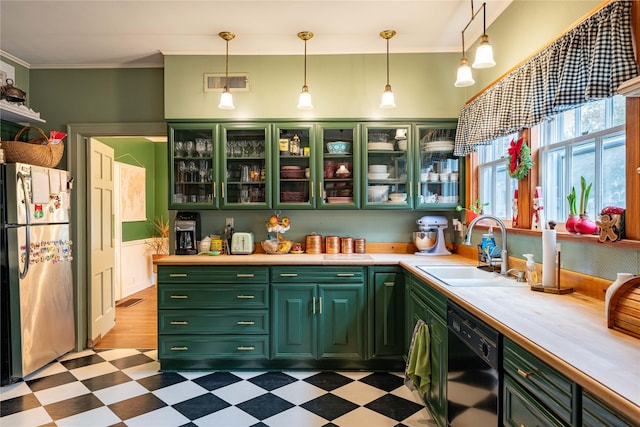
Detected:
[
  {"left": 503, "top": 375, "right": 568, "bottom": 427},
  {"left": 582, "top": 391, "right": 636, "bottom": 427},
  {"left": 369, "top": 269, "right": 405, "bottom": 358},
  {"left": 272, "top": 284, "right": 316, "bottom": 359},
  {"left": 319, "top": 284, "right": 365, "bottom": 359}
]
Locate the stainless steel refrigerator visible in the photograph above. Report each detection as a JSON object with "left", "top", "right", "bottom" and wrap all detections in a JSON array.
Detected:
[{"left": 1, "top": 162, "right": 75, "bottom": 386}]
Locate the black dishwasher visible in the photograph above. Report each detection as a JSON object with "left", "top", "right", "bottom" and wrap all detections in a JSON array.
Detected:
[{"left": 447, "top": 301, "right": 501, "bottom": 426}]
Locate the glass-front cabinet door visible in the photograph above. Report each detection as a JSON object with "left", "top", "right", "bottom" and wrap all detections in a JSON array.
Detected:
[
  {"left": 415, "top": 124, "right": 461, "bottom": 209},
  {"left": 362, "top": 124, "right": 412, "bottom": 209},
  {"left": 169, "top": 124, "right": 217, "bottom": 209},
  {"left": 274, "top": 123, "right": 315, "bottom": 208},
  {"left": 219, "top": 123, "right": 272, "bottom": 209},
  {"left": 317, "top": 123, "right": 360, "bottom": 209}
]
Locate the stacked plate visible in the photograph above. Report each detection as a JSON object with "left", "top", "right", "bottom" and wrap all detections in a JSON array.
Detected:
[
  {"left": 368, "top": 142, "right": 394, "bottom": 151},
  {"left": 422, "top": 139, "right": 454, "bottom": 153}
]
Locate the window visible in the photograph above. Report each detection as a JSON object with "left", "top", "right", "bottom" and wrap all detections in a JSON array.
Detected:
[
  {"left": 477, "top": 133, "right": 518, "bottom": 219},
  {"left": 539, "top": 96, "right": 626, "bottom": 222}
]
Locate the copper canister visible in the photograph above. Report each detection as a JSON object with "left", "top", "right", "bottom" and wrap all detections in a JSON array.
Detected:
[
  {"left": 326, "top": 236, "right": 340, "bottom": 254},
  {"left": 355, "top": 237, "right": 366, "bottom": 254},
  {"left": 305, "top": 233, "right": 322, "bottom": 254},
  {"left": 341, "top": 237, "right": 354, "bottom": 254}
]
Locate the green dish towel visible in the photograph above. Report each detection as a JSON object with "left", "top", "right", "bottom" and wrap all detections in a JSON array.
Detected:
[{"left": 405, "top": 320, "right": 431, "bottom": 395}]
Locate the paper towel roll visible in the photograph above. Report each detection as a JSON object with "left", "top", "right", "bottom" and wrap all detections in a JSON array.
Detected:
[{"left": 542, "top": 228, "right": 556, "bottom": 287}]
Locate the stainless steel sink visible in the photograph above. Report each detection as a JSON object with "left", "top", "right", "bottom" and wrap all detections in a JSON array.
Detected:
[{"left": 417, "top": 265, "right": 527, "bottom": 287}]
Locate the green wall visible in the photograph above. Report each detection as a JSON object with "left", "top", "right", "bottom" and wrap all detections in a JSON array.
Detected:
[{"left": 96, "top": 137, "right": 169, "bottom": 242}]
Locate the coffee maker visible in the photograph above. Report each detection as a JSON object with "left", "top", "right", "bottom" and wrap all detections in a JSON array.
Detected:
[{"left": 175, "top": 212, "right": 200, "bottom": 255}]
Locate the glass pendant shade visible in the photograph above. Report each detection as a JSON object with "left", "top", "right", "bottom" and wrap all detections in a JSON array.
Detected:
[
  {"left": 218, "top": 89, "right": 235, "bottom": 109},
  {"left": 455, "top": 59, "right": 475, "bottom": 87},
  {"left": 297, "top": 85, "right": 313, "bottom": 109},
  {"left": 472, "top": 35, "right": 496, "bottom": 69},
  {"left": 380, "top": 85, "right": 396, "bottom": 108}
]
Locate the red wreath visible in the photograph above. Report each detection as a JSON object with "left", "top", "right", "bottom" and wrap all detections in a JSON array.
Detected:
[{"left": 507, "top": 136, "right": 533, "bottom": 180}]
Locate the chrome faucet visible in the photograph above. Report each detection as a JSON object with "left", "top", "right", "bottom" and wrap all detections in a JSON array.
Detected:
[{"left": 463, "top": 214, "right": 508, "bottom": 275}]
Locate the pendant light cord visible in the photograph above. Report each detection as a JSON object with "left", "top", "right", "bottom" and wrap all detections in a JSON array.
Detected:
[
  {"left": 386, "top": 37, "right": 390, "bottom": 86},
  {"left": 224, "top": 39, "right": 229, "bottom": 91},
  {"left": 303, "top": 39, "right": 307, "bottom": 87}
]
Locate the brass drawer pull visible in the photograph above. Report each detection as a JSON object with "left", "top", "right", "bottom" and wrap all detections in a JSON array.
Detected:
[
  {"left": 319, "top": 296, "right": 323, "bottom": 314},
  {"left": 237, "top": 295, "right": 255, "bottom": 299},
  {"left": 517, "top": 369, "right": 533, "bottom": 379},
  {"left": 384, "top": 282, "right": 395, "bottom": 287},
  {"left": 312, "top": 297, "right": 316, "bottom": 314},
  {"left": 236, "top": 273, "right": 255, "bottom": 278},
  {"left": 237, "top": 346, "right": 255, "bottom": 351},
  {"left": 237, "top": 321, "right": 255, "bottom": 325},
  {"left": 169, "top": 273, "right": 188, "bottom": 277},
  {"left": 280, "top": 273, "right": 298, "bottom": 277},
  {"left": 337, "top": 273, "right": 355, "bottom": 277},
  {"left": 170, "top": 295, "right": 188, "bottom": 299},
  {"left": 170, "top": 321, "right": 188, "bottom": 325},
  {"left": 170, "top": 346, "right": 189, "bottom": 351}
]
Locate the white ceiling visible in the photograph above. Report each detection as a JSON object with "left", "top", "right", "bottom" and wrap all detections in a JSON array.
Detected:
[{"left": 0, "top": 0, "right": 512, "bottom": 69}]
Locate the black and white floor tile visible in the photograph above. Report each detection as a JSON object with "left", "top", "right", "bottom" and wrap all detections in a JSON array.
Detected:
[{"left": 1, "top": 349, "right": 433, "bottom": 427}]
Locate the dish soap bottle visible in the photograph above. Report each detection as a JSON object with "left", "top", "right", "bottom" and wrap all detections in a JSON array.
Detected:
[
  {"left": 523, "top": 253, "right": 538, "bottom": 286},
  {"left": 481, "top": 226, "right": 496, "bottom": 262}
]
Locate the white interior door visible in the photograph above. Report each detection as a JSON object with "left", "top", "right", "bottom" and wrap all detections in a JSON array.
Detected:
[{"left": 88, "top": 138, "right": 116, "bottom": 345}]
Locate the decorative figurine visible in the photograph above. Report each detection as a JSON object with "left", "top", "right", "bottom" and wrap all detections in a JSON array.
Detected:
[{"left": 531, "top": 186, "right": 544, "bottom": 231}]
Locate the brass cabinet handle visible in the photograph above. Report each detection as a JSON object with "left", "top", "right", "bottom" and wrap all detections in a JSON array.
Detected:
[
  {"left": 222, "top": 183, "right": 225, "bottom": 199},
  {"left": 237, "top": 321, "right": 255, "bottom": 325},
  {"left": 280, "top": 273, "right": 298, "bottom": 277},
  {"left": 213, "top": 181, "right": 216, "bottom": 198},
  {"left": 237, "top": 295, "right": 255, "bottom": 299},
  {"left": 384, "top": 282, "right": 395, "bottom": 287},
  {"left": 236, "top": 273, "right": 255, "bottom": 277},
  {"left": 310, "top": 181, "right": 314, "bottom": 200},
  {"left": 312, "top": 297, "right": 316, "bottom": 314},
  {"left": 237, "top": 346, "right": 255, "bottom": 351},
  {"left": 337, "top": 273, "right": 355, "bottom": 277},
  {"left": 409, "top": 181, "right": 412, "bottom": 198},
  {"left": 319, "top": 297, "right": 323, "bottom": 314},
  {"left": 517, "top": 369, "right": 533, "bottom": 379},
  {"left": 170, "top": 295, "right": 188, "bottom": 299},
  {"left": 169, "top": 273, "right": 188, "bottom": 277},
  {"left": 170, "top": 321, "right": 188, "bottom": 325},
  {"left": 170, "top": 346, "right": 189, "bottom": 351}
]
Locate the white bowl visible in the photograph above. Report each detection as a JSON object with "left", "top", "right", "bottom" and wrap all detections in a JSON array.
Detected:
[
  {"left": 389, "top": 193, "right": 407, "bottom": 202},
  {"left": 367, "top": 185, "right": 389, "bottom": 202},
  {"left": 368, "top": 172, "right": 390, "bottom": 180},
  {"left": 369, "top": 164, "right": 387, "bottom": 173},
  {"left": 397, "top": 140, "right": 408, "bottom": 151}
]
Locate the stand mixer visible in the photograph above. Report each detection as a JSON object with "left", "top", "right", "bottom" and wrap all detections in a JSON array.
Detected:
[{"left": 414, "top": 215, "right": 451, "bottom": 256}]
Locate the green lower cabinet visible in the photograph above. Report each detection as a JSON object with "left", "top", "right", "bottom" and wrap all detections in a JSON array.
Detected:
[
  {"left": 407, "top": 275, "right": 448, "bottom": 427},
  {"left": 271, "top": 283, "right": 365, "bottom": 362},
  {"left": 368, "top": 267, "right": 405, "bottom": 360},
  {"left": 503, "top": 375, "right": 569, "bottom": 427},
  {"left": 582, "top": 391, "right": 636, "bottom": 427}
]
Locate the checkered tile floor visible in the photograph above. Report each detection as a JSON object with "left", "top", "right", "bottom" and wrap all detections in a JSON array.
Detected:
[{"left": 1, "top": 349, "right": 432, "bottom": 426}]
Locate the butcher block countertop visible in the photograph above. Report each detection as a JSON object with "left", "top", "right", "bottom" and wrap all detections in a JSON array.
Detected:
[{"left": 155, "top": 253, "right": 640, "bottom": 420}]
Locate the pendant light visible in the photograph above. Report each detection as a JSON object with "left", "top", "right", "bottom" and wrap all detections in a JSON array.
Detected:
[
  {"left": 379, "top": 30, "right": 396, "bottom": 109},
  {"left": 297, "top": 31, "right": 314, "bottom": 109},
  {"left": 455, "top": 32, "right": 475, "bottom": 87},
  {"left": 218, "top": 31, "right": 235, "bottom": 110},
  {"left": 454, "top": 1, "right": 496, "bottom": 87},
  {"left": 472, "top": 3, "right": 495, "bottom": 69}
]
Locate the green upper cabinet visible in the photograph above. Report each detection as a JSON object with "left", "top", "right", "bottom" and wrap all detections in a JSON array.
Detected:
[
  {"left": 273, "top": 123, "right": 315, "bottom": 209},
  {"left": 414, "top": 122, "right": 462, "bottom": 210},
  {"left": 219, "top": 123, "right": 272, "bottom": 209},
  {"left": 316, "top": 123, "right": 361, "bottom": 209},
  {"left": 168, "top": 123, "right": 217, "bottom": 210},
  {"left": 362, "top": 123, "right": 413, "bottom": 209}
]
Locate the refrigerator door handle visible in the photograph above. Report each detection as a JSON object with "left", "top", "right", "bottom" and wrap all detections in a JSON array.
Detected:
[{"left": 17, "top": 171, "right": 31, "bottom": 280}]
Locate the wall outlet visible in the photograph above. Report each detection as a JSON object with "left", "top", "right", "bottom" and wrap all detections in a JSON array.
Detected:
[{"left": 225, "top": 218, "right": 234, "bottom": 228}]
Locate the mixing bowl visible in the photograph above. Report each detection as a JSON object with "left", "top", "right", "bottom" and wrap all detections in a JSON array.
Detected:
[{"left": 413, "top": 231, "right": 437, "bottom": 252}]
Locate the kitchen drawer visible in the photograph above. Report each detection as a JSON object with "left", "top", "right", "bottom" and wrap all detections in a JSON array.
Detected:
[
  {"left": 158, "top": 284, "right": 269, "bottom": 309},
  {"left": 271, "top": 266, "right": 365, "bottom": 283},
  {"left": 582, "top": 391, "right": 636, "bottom": 427},
  {"left": 158, "top": 266, "right": 269, "bottom": 284},
  {"left": 503, "top": 338, "right": 574, "bottom": 425},
  {"left": 503, "top": 374, "right": 569, "bottom": 427},
  {"left": 158, "top": 335, "right": 269, "bottom": 359},
  {"left": 159, "top": 310, "right": 269, "bottom": 334}
]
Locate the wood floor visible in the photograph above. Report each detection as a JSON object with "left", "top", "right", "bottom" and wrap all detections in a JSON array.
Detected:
[{"left": 94, "top": 286, "right": 157, "bottom": 349}]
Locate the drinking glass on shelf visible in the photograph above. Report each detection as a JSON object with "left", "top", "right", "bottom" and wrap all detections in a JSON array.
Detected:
[
  {"left": 199, "top": 160, "right": 209, "bottom": 183},
  {"left": 195, "top": 138, "right": 207, "bottom": 157},
  {"left": 249, "top": 140, "right": 260, "bottom": 157},
  {"left": 178, "top": 161, "right": 187, "bottom": 182},
  {"left": 206, "top": 140, "right": 213, "bottom": 157},
  {"left": 233, "top": 141, "right": 242, "bottom": 158},
  {"left": 185, "top": 140, "right": 195, "bottom": 157},
  {"left": 175, "top": 141, "right": 184, "bottom": 157},
  {"left": 188, "top": 161, "right": 198, "bottom": 182}
]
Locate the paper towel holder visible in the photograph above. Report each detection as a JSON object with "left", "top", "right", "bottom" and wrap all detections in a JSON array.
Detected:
[{"left": 531, "top": 225, "right": 574, "bottom": 294}]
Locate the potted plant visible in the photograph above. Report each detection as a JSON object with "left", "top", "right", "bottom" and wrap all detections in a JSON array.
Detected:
[
  {"left": 456, "top": 198, "right": 489, "bottom": 224},
  {"left": 574, "top": 176, "right": 597, "bottom": 234},
  {"left": 565, "top": 186, "right": 578, "bottom": 232},
  {"left": 146, "top": 215, "right": 170, "bottom": 258}
]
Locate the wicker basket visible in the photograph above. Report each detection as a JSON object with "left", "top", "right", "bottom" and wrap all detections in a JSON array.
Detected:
[{"left": 3, "top": 126, "right": 64, "bottom": 168}]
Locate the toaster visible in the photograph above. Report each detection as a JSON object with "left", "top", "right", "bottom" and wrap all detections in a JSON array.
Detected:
[{"left": 231, "top": 232, "right": 255, "bottom": 255}]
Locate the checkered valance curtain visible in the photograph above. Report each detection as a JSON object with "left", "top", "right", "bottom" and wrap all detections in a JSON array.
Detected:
[{"left": 454, "top": 0, "right": 639, "bottom": 156}]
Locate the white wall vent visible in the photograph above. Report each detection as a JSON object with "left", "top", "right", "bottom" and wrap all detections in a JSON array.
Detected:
[{"left": 204, "top": 73, "right": 250, "bottom": 92}]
